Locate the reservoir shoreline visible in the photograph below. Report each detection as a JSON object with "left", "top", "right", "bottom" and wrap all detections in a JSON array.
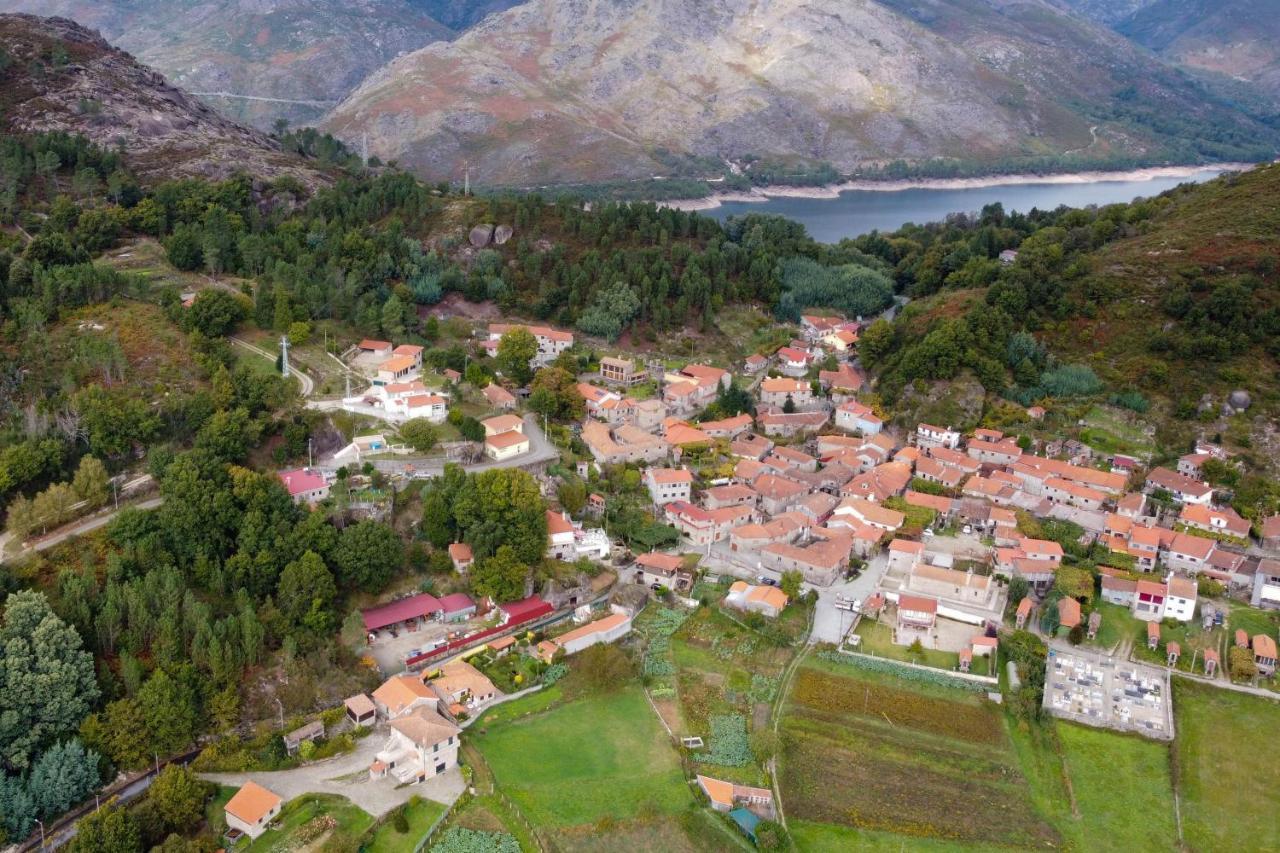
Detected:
[{"left": 660, "top": 162, "right": 1256, "bottom": 212}]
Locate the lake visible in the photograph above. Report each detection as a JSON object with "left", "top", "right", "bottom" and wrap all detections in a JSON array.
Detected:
[{"left": 701, "top": 168, "right": 1230, "bottom": 242}]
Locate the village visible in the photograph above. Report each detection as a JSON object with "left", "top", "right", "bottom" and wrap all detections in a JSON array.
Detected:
[{"left": 200, "top": 307, "right": 1280, "bottom": 849}]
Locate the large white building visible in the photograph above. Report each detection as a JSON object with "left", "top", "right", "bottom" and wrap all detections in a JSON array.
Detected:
[{"left": 370, "top": 706, "right": 461, "bottom": 784}]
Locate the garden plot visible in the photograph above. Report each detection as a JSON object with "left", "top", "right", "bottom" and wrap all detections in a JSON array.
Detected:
[
  {"left": 779, "top": 657, "right": 1060, "bottom": 849},
  {"left": 666, "top": 607, "right": 794, "bottom": 784}
]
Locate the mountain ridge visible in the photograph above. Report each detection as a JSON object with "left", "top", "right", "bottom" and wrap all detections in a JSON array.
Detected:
[
  {"left": 0, "top": 14, "right": 330, "bottom": 186},
  {"left": 321, "top": 0, "right": 1279, "bottom": 187},
  {"left": 0, "top": 0, "right": 483, "bottom": 129}
]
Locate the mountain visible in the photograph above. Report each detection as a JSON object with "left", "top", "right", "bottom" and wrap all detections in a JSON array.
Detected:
[
  {"left": 0, "top": 0, "right": 463, "bottom": 129},
  {"left": 321, "top": 0, "right": 1279, "bottom": 187},
  {"left": 0, "top": 14, "right": 328, "bottom": 186},
  {"left": 1114, "top": 0, "right": 1280, "bottom": 116},
  {"left": 1052, "top": 0, "right": 1157, "bottom": 26},
  {"left": 410, "top": 0, "right": 522, "bottom": 31}
]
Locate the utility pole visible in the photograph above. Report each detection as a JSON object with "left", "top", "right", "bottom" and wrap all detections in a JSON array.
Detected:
[
  {"left": 308, "top": 438, "right": 314, "bottom": 469},
  {"left": 464, "top": 161, "right": 470, "bottom": 196},
  {"left": 280, "top": 334, "right": 291, "bottom": 380},
  {"left": 361, "top": 131, "right": 368, "bottom": 168}
]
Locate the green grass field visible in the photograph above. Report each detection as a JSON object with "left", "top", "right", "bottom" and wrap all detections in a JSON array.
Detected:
[
  {"left": 852, "top": 620, "right": 977, "bottom": 672},
  {"left": 1085, "top": 602, "right": 1139, "bottom": 653},
  {"left": 1175, "top": 679, "right": 1280, "bottom": 851},
  {"left": 473, "top": 687, "right": 692, "bottom": 828},
  {"left": 239, "top": 793, "right": 374, "bottom": 852},
  {"left": 364, "top": 797, "right": 447, "bottom": 853},
  {"left": 1058, "top": 724, "right": 1177, "bottom": 850}
]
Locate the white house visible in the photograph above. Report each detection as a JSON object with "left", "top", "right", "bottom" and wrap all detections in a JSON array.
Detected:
[
  {"left": 915, "top": 423, "right": 961, "bottom": 450},
  {"left": 548, "top": 610, "right": 632, "bottom": 656},
  {"left": 370, "top": 706, "right": 461, "bottom": 784},
  {"left": 1163, "top": 574, "right": 1198, "bottom": 622},
  {"left": 546, "top": 510, "right": 576, "bottom": 560},
  {"left": 224, "top": 782, "right": 282, "bottom": 842},
  {"left": 835, "top": 401, "right": 882, "bottom": 435},
  {"left": 775, "top": 346, "right": 812, "bottom": 377},
  {"left": 484, "top": 430, "right": 530, "bottom": 461},
  {"left": 645, "top": 468, "right": 693, "bottom": 505},
  {"left": 487, "top": 323, "right": 574, "bottom": 366},
  {"left": 1145, "top": 467, "right": 1213, "bottom": 506}
]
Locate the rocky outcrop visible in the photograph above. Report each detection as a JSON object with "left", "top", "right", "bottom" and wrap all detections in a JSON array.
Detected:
[
  {"left": 0, "top": 0, "right": 459, "bottom": 129},
  {"left": 0, "top": 14, "right": 330, "bottom": 187},
  {"left": 321, "top": 0, "right": 1276, "bottom": 186}
]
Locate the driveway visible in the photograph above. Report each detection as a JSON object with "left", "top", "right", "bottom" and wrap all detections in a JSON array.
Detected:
[
  {"left": 198, "top": 730, "right": 465, "bottom": 817},
  {"left": 811, "top": 552, "right": 889, "bottom": 643}
]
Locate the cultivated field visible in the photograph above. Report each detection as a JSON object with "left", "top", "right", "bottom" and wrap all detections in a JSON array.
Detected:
[{"left": 779, "top": 655, "right": 1060, "bottom": 848}]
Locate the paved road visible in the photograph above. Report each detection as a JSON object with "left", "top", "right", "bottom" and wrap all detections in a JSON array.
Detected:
[
  {"left": 811, "top": 553, "right": 890, "bottom": 644},
  {"left": 232, "top": 336, "right": 315, "bottom": 396},
  {"left": 199, "top": 729, "right": 465, "bottom": 817},
  {"left": 4, "top": 497, "right": 164, "bottom": 559}
]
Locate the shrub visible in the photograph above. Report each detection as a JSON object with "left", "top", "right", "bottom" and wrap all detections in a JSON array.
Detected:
[
  {"left": 541, "top": 663, "right": 568, "bottom": 685},
  {"left": 1038, "top": 364, "right": 1102, "bottom": 398}
]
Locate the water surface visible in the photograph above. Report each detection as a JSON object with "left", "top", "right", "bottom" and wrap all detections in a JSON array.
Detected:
[{"left": 703, "top": 169, "right": 1229, "bottom": 242}]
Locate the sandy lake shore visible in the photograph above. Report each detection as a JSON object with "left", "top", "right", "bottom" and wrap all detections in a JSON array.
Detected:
[{"left": 661, "top": 162, "right": 1257, "bottom": 211}]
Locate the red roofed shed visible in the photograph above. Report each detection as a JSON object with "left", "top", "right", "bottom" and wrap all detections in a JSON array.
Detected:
[{"left": 362, "top": 593, "right": 442, "bottom": 632}]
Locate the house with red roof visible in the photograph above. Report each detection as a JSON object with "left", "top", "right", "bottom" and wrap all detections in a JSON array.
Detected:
[
  {"left": 448, "top": 542, "right": 473, "bottom": 572},
  {"left": 896, "top": 595, "right": 938, "bottom": 639},
  {"left": 776, "top": 346, "right": 812, "bottom": 377},
  {"left": 277, "top": 468, "right": 329, "bottom": 505},
  {"left": 358, "top": 340, "right": 393, "bottom": 357}
]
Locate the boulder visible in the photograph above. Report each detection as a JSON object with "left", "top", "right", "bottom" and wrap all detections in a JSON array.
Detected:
[
  {"left": 493, "top": 224, "right": 514, "bottom": 245},
  {"left": 469, "top": 223, "right": 495, "bottom": 247},
  {"left": 1228, "top": 390, "right": 1252, "bottom": 411}
]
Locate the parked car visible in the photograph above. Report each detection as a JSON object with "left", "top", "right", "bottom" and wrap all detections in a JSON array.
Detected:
[{"left": 923, "top": 528, "right": 935, "bottom": 538}]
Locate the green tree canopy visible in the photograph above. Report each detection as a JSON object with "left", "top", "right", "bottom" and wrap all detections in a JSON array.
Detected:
[
  {"left": 496, "top": 328, "right": 538, "bottom": 386},
  {"left": 276, "top": 550, "right": 338, "bottom": 635},
  {"left": 470, "top": 545, "right": 528, "bottom": 603},
  {"left": 331, "top": 520, "right": 403, "bottom": 593},
  {"left": 0, "top": 591, "right": 99, "bottom": 771},
  {"left": 399, "top": 419, "right": 439, "bottom": 453}
]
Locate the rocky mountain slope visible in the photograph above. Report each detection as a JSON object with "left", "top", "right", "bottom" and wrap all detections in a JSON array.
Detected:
[
  {"left": 0, "top": 0, "right": 472, "bottom": 129},
  {"left": 321, "top": 0, "right": 1278, "bottom": 187},
  {"left": 0, "top": 14, "right": 328, "bottom": 186},
  {"left": 1115, "top": 0, "right": 1280, "bottom": 115},
  {"left": 1052, "top": 0, "right": 1156, "bottom": 26}
]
